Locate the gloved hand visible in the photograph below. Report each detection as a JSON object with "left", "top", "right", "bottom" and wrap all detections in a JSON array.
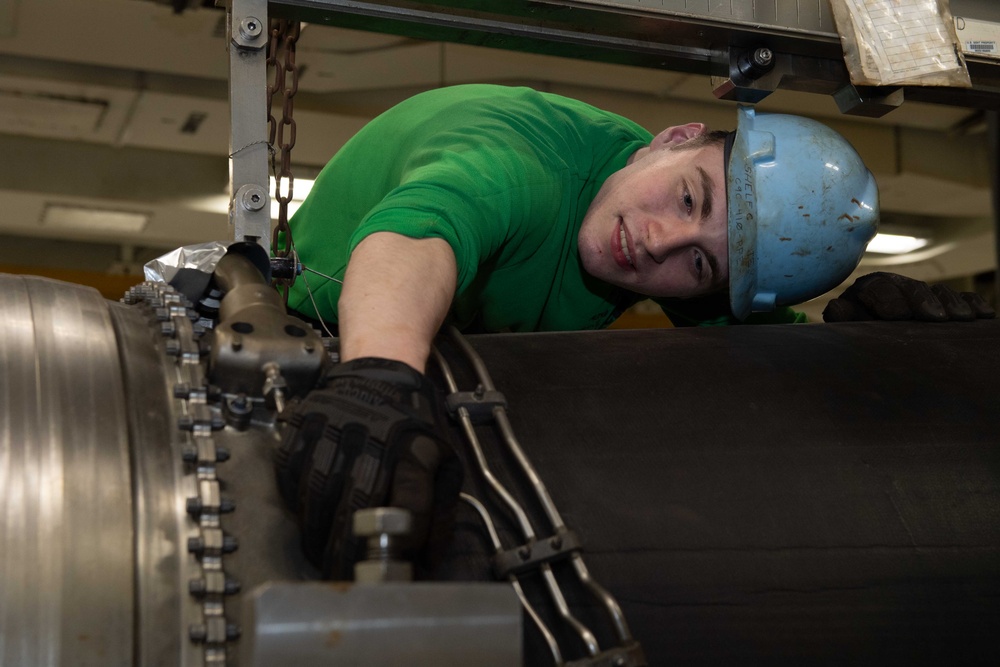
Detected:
[
  {"left": 823, "top": 272, "right": 995, "bottom": 323},
  {"left": 275, "top": 357, "right": 463, "bottom": 579}
]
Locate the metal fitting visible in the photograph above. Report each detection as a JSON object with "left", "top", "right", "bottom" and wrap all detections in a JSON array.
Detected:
[
  {"left": 239, "top": 16, "right": 263, "bottom": 40},
  {"left": 261, "top": 362, "right": 288, "bottom": 413},
  {"left": 353, "top": 507, "right": 413, "bottom": 538},
  {"left": 237, "top": 184, "right": 268, "bottom": 212},
  {"left": 737, "top": 46, "right": 775, "bottom": 80},
  {"left": 352, "top": 507, "right": 414, "bottom": 584}
]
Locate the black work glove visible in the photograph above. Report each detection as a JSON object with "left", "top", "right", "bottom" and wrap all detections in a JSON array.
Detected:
[
  {"left": 823, "top": 272, "right": 995, "bottom": 323},
  {"left": 275, "top": 357, "right": 463, "bottom": 580}
]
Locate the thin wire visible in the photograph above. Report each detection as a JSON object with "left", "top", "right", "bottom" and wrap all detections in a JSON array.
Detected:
[
  {"left": 301, "top": 265, "right": 343, "bottom": 285},
  {"left": 230, "top": 141, "right": 275, "bottom": 159},
  {"left": 293, "top": 247, "right": 338, "bottom": 339}
]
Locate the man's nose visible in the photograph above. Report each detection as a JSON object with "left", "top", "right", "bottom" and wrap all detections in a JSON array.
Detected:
[{"left": 645, "top": 217, "right": 698, "bottom": 262}]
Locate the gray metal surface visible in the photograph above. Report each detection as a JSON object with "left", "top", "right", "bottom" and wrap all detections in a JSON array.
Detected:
[
  {"left": 0, "top": 275, "right": 134, "bottom": 667},
  {"left": 108, "top": 300, "right": 201, "bottom": 667},
  {"left": 228, "top": 0, "right": 271, "bottom": 246},
  {"left": 268, "top": 0, "right": 1000, "bottom": 110},
  {"left": 241, "top": 582, "right": 522, "bottom": 666},
  {"left": 572, "top": 0, "right": 837, "bottom": 33},
  {"left": 3, "top": 271, "right": 998, "bottom": 666}
]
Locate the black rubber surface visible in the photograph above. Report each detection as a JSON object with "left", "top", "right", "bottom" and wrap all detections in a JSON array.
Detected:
[{"left": 431, "top": 321, "right": 1000, "bottom": 665}]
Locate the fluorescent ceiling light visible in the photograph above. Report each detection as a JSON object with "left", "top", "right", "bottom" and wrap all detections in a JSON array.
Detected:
[
  {"left": 269, "top": 177, "right": 314, "bottom": 202},
  {"left": 41, "top": 204, "right": 149, "bottom": 233},
  {"left": 866, "top": 233, "right": 929, "bottom": 255}
]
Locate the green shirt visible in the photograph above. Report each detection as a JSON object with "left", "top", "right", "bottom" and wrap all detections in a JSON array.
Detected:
[
  {"left": 286, "top": 84, "right": 648, "bottom": 332},
  {"left": 286, "top": 84, "right": 804, "bottom": 330}
]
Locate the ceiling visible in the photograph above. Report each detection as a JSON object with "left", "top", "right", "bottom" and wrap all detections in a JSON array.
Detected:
[{"left": 0, "top": 0, "right": 997, "bottom": 315}]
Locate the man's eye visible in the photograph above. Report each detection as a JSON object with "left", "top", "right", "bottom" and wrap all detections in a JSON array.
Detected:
[
  {"left": 683, "top": 191, "right": 694, "bottom": 213},
  {"left": 694, "top": 250, "right": 704, "bottom": 277}
]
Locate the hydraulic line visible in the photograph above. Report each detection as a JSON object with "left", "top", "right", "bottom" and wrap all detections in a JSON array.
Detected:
[
  {"left": 432, "top": 345, "right": 600, "bottom": 658},
  {"left": 431, "top": 347, "right": 536, "bottom": 538},
  {"left": 460, "top": 493, "right": 563, "bottom": 666},
  {"left": 446, "top": 326, "right": 635, "bottom": 645},
  {"left": 448, "top": 327, "right": 566, "bottom": 529}
]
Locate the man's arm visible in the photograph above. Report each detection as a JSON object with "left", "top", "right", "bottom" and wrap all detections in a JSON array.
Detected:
[{"left": 338, "top": 231, "right": 458, "bottom": 372}]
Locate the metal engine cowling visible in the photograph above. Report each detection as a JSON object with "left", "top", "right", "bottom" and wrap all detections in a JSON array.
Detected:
[{"left": 2, "top": 271, "right": 999, "bottom": 666}]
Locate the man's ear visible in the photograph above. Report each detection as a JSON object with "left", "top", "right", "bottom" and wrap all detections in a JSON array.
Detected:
[{"left": 650, "top": 123, "right": 707, "bottom": 150}]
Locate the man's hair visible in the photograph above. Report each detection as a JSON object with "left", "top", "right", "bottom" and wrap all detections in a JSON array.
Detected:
[{"left": 671, "top": 129, "right": 731, "bottom": 152}]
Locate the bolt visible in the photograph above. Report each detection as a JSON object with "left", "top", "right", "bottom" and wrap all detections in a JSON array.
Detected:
[
  {"left": 187, "top": 537, "right": 204, "bottom": 555},
  {"left": 737, "top": 46, "right": 776, "bottom": 79},
  {"left": 239, "top": 17, "right": 263, "bottom": 39},
  {"left": 181, "top": 446, "right": 198, "bottom": 463},
  {"left": 518, "top": 546, "right": 531, "bottom": 561},
  {"left": 220, "top": 498, "right": 236, "bottom": 514},
  {"left": 239, "top": 184, "right": 267, "bottom": 211},
  {"left": 189, "top": 578, "right": 207, "bottom": 597},
  {"left": 186, "top": 497, "right": 202, "bottom": 516},
  {"left": 753, "top": 47, "right": 773, "bottom": 68},
  {"left": 222, "top": 535, "right": 239, "bottom": 553},
  {"left": 165, "top": 340, "right": 181, "bottom": 356},
  {"left": 473, "top": 384, "right": 486, "bottom": 400},
  {"left": 224, "top": 578, "right": 241, "bottom": 595},
  {"left": 550, "top": 536, "right": 563, "bottom": 550},
  {"left": 215, "top": 445, "right": 231, "bottom": 462},
  {"left": 174, "top": 383, "right": 192, "bottom": 399},
  {"left": 189, "top": 624, "right": 207, "bottom": 643},
  {"left": 226, "top": 624, "right": 242, "bottom": 641},
  {"left": 353, "top": 507, "right": 413, "bottom": 538}
]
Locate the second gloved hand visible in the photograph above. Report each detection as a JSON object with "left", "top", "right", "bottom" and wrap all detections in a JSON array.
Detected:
[
  {"left": 823, "top": 272, "right": 995, "bottom": 323},
  {"left": 275, "top": 357, "right": 463, "bottom": 580}
]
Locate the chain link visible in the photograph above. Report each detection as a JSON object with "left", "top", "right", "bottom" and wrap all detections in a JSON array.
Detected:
[{"left": 267, "top": 19, "right": 301, "bottom": 298}]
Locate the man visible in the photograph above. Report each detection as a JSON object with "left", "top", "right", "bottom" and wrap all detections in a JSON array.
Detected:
[{"left": 275, "top": 84, "right": 991, "bottom": 579}]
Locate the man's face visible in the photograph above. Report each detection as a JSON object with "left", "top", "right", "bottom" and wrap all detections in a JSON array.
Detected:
[{"left": 578, "top": 126, "right": 729, "bottom": 299}]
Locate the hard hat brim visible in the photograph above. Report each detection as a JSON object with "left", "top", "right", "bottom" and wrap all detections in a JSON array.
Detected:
[{"left": 727, "top": 105, "right": 762, "bottom": 322}]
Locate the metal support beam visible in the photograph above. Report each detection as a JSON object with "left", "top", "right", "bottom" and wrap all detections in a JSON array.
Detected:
[
  {"left": 268, "top": 0, "right": 1000, "bottom": 114},
  {"left": 228, "top": 0, "right": 271, "bottom": 247}
]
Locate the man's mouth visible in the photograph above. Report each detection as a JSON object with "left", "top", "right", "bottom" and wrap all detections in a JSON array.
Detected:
[{"left": 618, "top": 219, "right": 635, "bottom": 269}]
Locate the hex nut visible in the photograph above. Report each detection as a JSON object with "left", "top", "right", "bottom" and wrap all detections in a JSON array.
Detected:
[{"left": 352, "top": 507, "right": 413, "bottom": 537}]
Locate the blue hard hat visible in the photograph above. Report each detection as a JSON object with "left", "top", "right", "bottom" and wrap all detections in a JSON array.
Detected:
[{"left": 727, "top": 106, "right": 879, "bottom": 320}]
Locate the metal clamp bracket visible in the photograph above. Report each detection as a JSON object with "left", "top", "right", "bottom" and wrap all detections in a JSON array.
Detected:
[
  {"left": 446, "top": 386, "right": 508, "bottom": 423},
  {"left": 492, "top": 529, "right": 582, "bottom": 579}
]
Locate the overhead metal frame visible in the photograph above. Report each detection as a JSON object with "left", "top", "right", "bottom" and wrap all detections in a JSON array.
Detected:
[{"left": 267, "top": 0, "right": 1000, "bottom": 115}]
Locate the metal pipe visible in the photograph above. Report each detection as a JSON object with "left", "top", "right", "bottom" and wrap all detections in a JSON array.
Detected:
[
  {"left": 447, "top": 327, "right": 636, "bottom": 649},
  {"left": 448, "top": 327, "right": 566, "bottom": 529},
  {"left": 460, "top": 493, "right": 563, "bottom": 666},
  {"left": 571, "top": 555, "right": 633, "bottom": 644},
  {"left": 432, "top": 347, "right": 537, "bottom": 539},
  {"left": 541, "top": 564, "right": 600, "bottom": 657}
]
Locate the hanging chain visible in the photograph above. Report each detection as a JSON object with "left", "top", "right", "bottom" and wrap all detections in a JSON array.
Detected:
[{"left": 267, "top": 19, "right": 301, "bottom": 297}]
